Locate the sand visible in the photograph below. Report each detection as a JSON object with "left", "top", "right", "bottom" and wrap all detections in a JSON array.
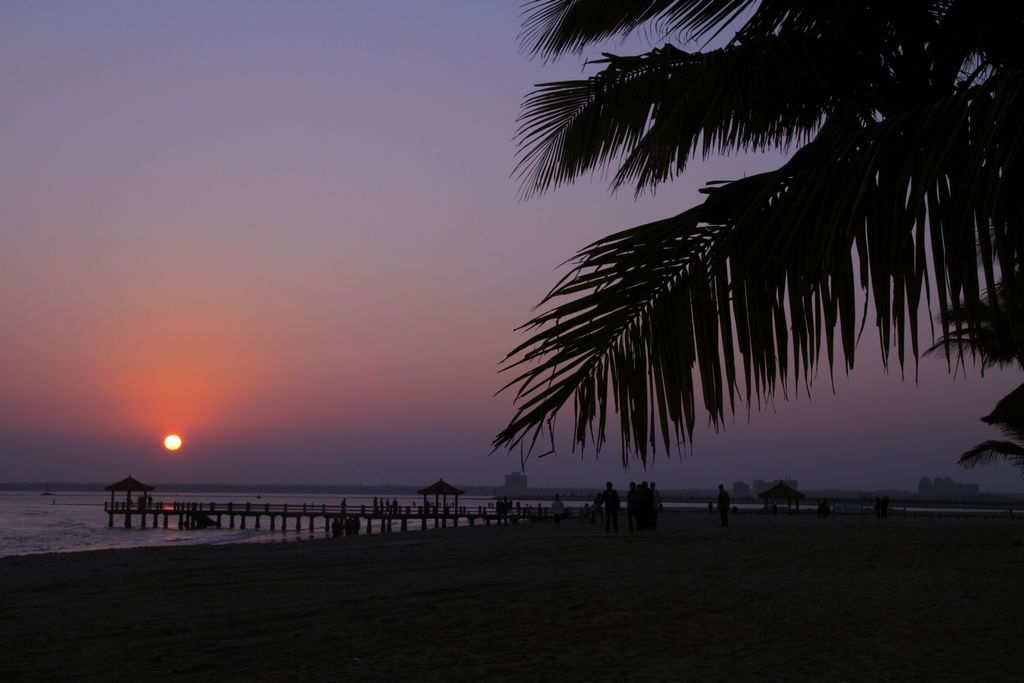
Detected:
[{"left": 0, "top": 511, "right": 1021, "bottom": 681}]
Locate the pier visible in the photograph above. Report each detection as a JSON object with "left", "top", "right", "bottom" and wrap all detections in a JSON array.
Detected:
[{"left": 103, "top": 499, "right": 555, "bottom": 535}]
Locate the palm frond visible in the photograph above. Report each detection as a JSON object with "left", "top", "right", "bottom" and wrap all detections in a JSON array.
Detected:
[
  {"left": 959, "top": 439, "right": 1024, "bottom": 473},
  {"left": 501, "top": 2, "right": 1024, "bottom": 466},
  {"left": 515, "top": 34, "right": 844, "bottom": 198},
  {"left": 498, "top": 69, "right": 1024, "bottom": 462},
  {"left": 520, "top": 0, "right": 757, "bottom": 59}
]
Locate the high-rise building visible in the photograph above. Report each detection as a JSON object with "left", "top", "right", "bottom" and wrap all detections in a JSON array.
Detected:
[{"left": 918, "top": 476, "right": 979, "bottom": 498}]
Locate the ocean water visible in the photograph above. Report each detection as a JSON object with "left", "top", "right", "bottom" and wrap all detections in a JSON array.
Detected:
[
  {"left": 0, "top": 490, "right": 501, "bottom": 558},
  {"left": 5, "top": 489, "right": 1011, "bottom": 558},
  {"left": 0, "top": 488, "right": 723, "bottom": 557}
]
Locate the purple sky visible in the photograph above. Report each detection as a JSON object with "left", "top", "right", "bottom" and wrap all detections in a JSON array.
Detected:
[{"left": 2, "top": 1, "right": 1022, "bottom": 492}]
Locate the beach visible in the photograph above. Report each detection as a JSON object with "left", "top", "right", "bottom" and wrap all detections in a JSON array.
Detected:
[{"left": 1, "top": 511, "right": 1020, "bottom": 681}]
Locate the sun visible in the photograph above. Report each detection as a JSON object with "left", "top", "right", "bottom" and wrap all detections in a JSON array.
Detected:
[{"left": 163, "top": 434, "right": 183, "bottom": 451}]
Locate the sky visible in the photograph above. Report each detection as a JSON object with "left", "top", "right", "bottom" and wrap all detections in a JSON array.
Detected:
[{"left": 2, "top": 1, "right": 1022, "bottom": 492}]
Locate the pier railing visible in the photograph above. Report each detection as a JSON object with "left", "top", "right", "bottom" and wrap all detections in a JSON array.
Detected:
[{"left": 102, "top": 499, "right": 560, "bottom": 533}]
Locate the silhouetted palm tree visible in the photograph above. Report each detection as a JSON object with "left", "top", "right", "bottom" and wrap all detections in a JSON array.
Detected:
[
  {"left": 961, "top": 386, "right": 1024, "bottom": 475},
  {"left": 928, "top": 280, "right": 1024, "bottom": 474},
  {"left": 497, "top": 1, "right": 1024, "bottom": 466},
  {"left": 926, "top": 278, "right": 1024, "bottom": 372}
]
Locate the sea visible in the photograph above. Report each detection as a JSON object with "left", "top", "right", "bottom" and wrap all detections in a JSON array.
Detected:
[
  {"left": 0, "top": 488, "right": 502, "bottom": 558},
  {"left": 2, "top": 488, "right": 1016, "bottom": 558},
  {"left": 0, "top": 487, "right": 733, "bottom": 557}
]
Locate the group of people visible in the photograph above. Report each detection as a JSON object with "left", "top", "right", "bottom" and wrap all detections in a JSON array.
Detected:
[
  {"left": 330, "top": 517, "right": 360, "bottom": 537},
  {"left": 626, "top": 481, "right": 662, "bottom": 532},
  {"left": 495, "top": 497, "right": 517, "bottom": 525},
  {"left": 583, "top": 481, "right": 663, "bottom": 533},
  {"left": 372, "top": 497, "right": 401, "bottom": 514}
]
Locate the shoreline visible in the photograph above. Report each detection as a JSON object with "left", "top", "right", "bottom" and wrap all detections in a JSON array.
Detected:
[{"left": 1, "top": 513, "right": 1020, "bottom": 680}]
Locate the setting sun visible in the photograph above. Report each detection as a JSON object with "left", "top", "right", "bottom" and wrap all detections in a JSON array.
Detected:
[{"left": 163, "top": 434, "right": 182, "bottom": 451}]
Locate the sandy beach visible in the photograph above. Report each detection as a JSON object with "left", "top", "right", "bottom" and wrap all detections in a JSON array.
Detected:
[{"left": 1, "top": 511, "right": 1021, "bottom": 681}]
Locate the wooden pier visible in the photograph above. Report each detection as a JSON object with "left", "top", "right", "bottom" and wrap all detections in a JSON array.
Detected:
[{"left": 103, "top": 500, "right": 556, "bottom": 535}]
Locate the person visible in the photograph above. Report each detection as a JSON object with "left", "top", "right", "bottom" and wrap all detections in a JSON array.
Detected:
[
  {"left": 593, "top": 492, "right": 604, "bottom": 525},
  {"left": 551, "top": 494, "right": 566, "bottom": 524},
  {"left": 582, "top": 503, "right": 592, "bottom": 523},
  {"left": 649, "top": 481, "right": 661, "bottom": 531},
  {"left": 881, "top": 495, "right": 889, "bottom": 520},
  {"left": 708, "top": 501, "right": 714, "bottom": 513},
  {"left": 602, "top": 482, "right": 620, "bottom": 533},
  {"left": 626, "top": 482, "right": 638, "bottom": 533},
  {"left": 717, "top": 484, "right": 730, "bottom": 527},
  {"left": 638, "top": 482, "right": 652, "bottom": 530}
]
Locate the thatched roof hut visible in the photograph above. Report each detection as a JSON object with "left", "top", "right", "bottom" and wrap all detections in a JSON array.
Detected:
[
  {"left": 103, "top": 475, "right": 154, "bottom": 527},
  {"left": 417, "top": 479, "right": 464, "bottom": 510},
  {"left": 757, "top": 481, "right": 805, "bottom": 510},
  {"left": 104, "top": 476, "right": 154, "bottom": 493}
]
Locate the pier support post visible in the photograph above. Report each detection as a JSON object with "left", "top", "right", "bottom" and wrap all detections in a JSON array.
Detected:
[
  {"left": 270, "top": 516, "right": 276, "bottom": 531},
  {"left": 400, "top": 517, "right": 407, "bottom": 531},
  {"left": 108, "top": 512, "right": 113, "bottom": 528},
  {"left": 241, "top": 515, "right": 246, "bottom": 530},
  {"left": 163, "top": 514, "right": 168, "bottom": 529}
]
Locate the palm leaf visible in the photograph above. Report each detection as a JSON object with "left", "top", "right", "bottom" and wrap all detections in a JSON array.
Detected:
[
  {"left": 500, "top": 1, "right": 1024, "bottom": 465},
  {"left": 515, "top": 34, "right": 842, "bottom": 198},
  {"left": 959, "top": 439, "right": 1024, "bottom": 473}
]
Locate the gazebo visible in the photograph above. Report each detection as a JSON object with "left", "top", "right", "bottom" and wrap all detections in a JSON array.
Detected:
[
  {"left": 104, "top": 475, "right": 154, "bottom": 528},
  {"left": 758, "top": 481, "right": 806, "bottom": 512},
  {"left": 417, "top": 479, "right": 464, "bottom": 512}
]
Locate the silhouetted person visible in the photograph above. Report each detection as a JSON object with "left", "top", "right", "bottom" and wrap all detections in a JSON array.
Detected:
[
  {"left": 626, "top": 482, "right": 638, "bottom": 533},
  {"left": 650, "top": 481, "right": 661, "bottom": 531},
  {"left": 551, "top": 494, "right": 566, "bottom": 524},
  {"left": 717, "top": 484, "right": 730, "bottom": 527},
  {"left": 881, "top": 495, "right": 889, "bottom": 520},
  {"left": 638, "top": 482, "right": 653, "bottom": 530},
  {"left": 603, "top": 482, "right": 620, "bottom": 533},
  {"left": 708, "top": 501, "right": 714, "bottom": 513},
  {"left": 874, "top": 496, "right": 882, "bottom": 519}
]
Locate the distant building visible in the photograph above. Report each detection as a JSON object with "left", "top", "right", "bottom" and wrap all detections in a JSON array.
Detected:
[
  {"left": 731, "top": 481, "right": 751, "bottom": 498},
  {"left": 919, "top": 476, "right": 979, "bottom": 498},
  {"left": 501, "top": 472, "right": 528, "bottom": 495}
]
